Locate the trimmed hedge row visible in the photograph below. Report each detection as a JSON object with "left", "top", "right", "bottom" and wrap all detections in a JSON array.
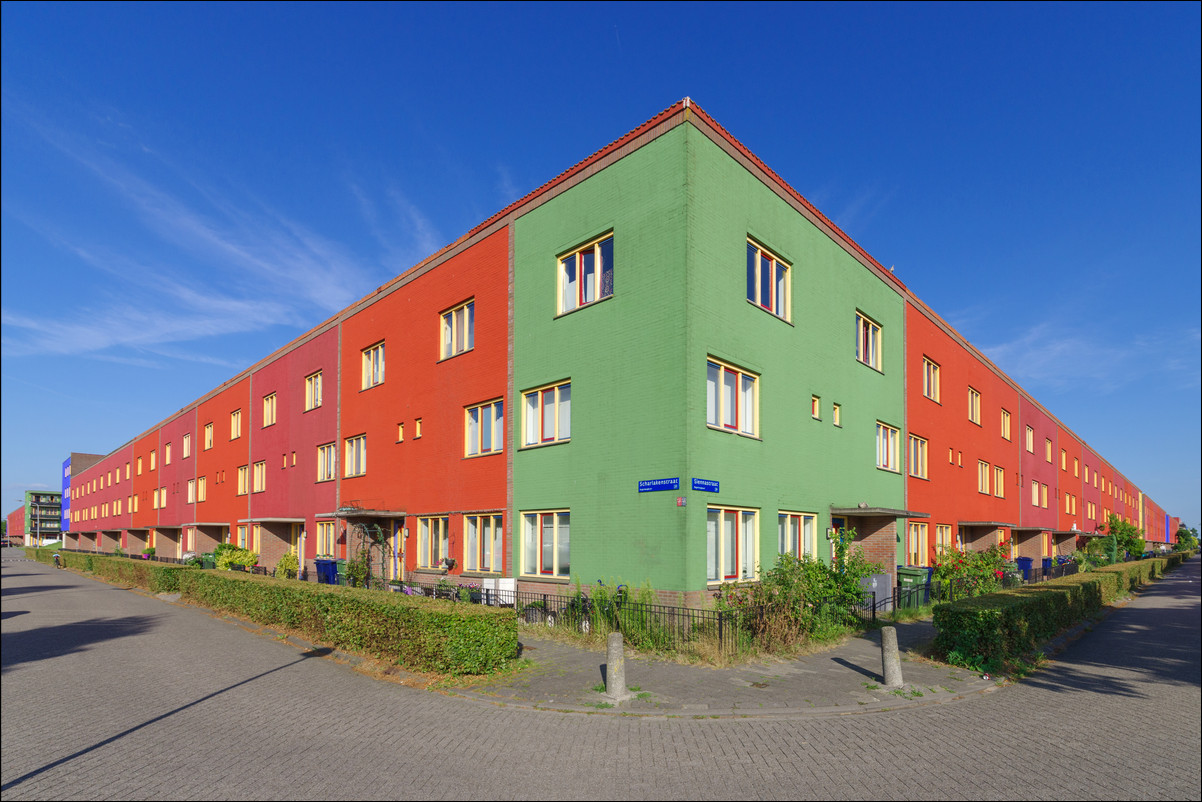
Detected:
[
  {"left": 177, "top": 571, "right": 517, "bottom": 674},
  {"left": 27, "top": 547, "right": 190, "bottom": 593},
  {"left": 25, "top": 548, "right": 516, "bottom": 675},
  {"left": 933, "top": 552, "right": 1192, "bottom": 665}
]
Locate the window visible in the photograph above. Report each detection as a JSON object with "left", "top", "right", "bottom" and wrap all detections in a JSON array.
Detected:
[
  {"left": 466, "top": 400, "right": 504, "bottom": 456},
  {"left": 977, "top": 461, "right": 990, "bottom": 494},
  {"left": 909, "top": 435, "right": 928, "bottom": 479},
  {"left": 396, "top": 423, "right": 404, "bottom": 442},
  {"left": 344, "top": 435, "right": 366, "bottom": 477},
  {"left": 994, "top": 466, "right": 1005, "bottom": 498},
  {"left": 811, "top": 396, "right": 821, "bottom": 419},
  {"left": 126, "top": 462, "right": 131, "bottom": 479},
  {"left": 1002, "top": 410, "right": 1012, "bottom": 438},
  {"left": 362, "top": 342, "right": 385, "bottom": 389},
  {"left": 197, "top": 476, "right": 207, "bottom": 503},
  {"left": 1041, "top": 483, "right": 1048, "bottom": 508},
  {"left": 1045, "top": 439, "right": 1052, "bottom": 463},
  {"left": 204, "top": 423, "right": 214, "bottom": 450},
  {"left": 856, "top": 312, "right": 881, "bottom": 370},
  {"left": 165, "top": 444, "right": 172, "bottom": 465},
  {"left": 1031, "top": 480, "right": 1039, "bottom": 506},
  {"left": 317, "top": 443, "right": 336, "bottom": 482},
  {"left": 778, "top": 512, "right": 817, "bottom": 560},
  {"left": 559, "top": 234, "right": 613, "bottom": 314},
  {"left": 252, "top": 461, "right": 266, "bottom": 493},
  {"left": 137, "top": 457, "right": 143, "bottom": 475},
  {"left": 441, "top": 300, "right": 475, "bottom": 359},
  {"left": 187, "top": 480, "right": 195, "bottom": 504},
  {"left": 968, "top": 387, "right": 980, "bottom": 425},
  {"left": 263, "top": 393, "right": 277, "bottom": 427},
  {"left": 706, "top": 359, "right": 757, "bottom": 436},
  {"left": 150, "top": 450, "right": 157, "bottom": 471},
  {"left": 876, "top": 422, "right": 900, "bottom": 472},
  {"left": 1065, "top": 493, "right": 1072, "bottom": 514},
  {"left": 907, "top": 522, "right": 928, "bottom": 567},
  {"left": 1074, "top": 458, "right": 1079, "bottom": 477},
  {"left": 237, "top": 466, "right": 249, "bottom": 496},
  {"left": 1084, "top": 465, "right": 1090, "bottom": 483},
  {"left": 1025, "top": 426, "right": 1034, "bottom": 453},
  {"left": 464, "top": 514, "right": 503, "bottom": 573},
  {"left": 1060, "top": 449, "right": 1067, "bottom": 471},
  {"left": 832, "top": 403, "right": 842, "bottom": 427},
  {"left": 922, "top": 358, "right": 940, "bottom": 402},
  {"left": 305, "top": 371, "right": 323, "bottom": 411},
  {"left": 236, "top": 525, "right": 248, "bottom": 549},
  {"left": 316, "top": 521, "right": 337, "bottom": 555},
  {"left": 935, "top": 524, "right": 953, "bottom": 555},
  {"left": 522, "top": 510, "right": 570, "bottom": 577},
  {"left": 414, "top": 418, "right": 423, "bottom": 438},
  {"left": 523, "top": 381, "right": 570, "bottom": 446},
  {"left": 417, "top": 516, "right": 449, "bottom": 569},
  {"left": 230, "top": 409, "right": 242, "bottom": 440},
  {"left": 745, "top": 240, "right": 790, "bottom": 320},
  {"left": 707, "top": 506, "right": 757, "bottom": 582}
]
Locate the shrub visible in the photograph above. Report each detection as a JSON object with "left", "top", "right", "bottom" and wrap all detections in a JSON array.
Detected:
[
  {"left": 176, "top": 571, "right": 515, "bottom": 674},
  {"left": 215, "top": 547, "right": 258, "bottom": 571},
  {"left": 275, "top": 551, "right": 299, "bottom": 579}
]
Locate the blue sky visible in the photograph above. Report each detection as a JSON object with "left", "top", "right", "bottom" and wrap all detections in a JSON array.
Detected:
[{"left": 3, "top": 2, "right": 1199, "bottom": 528}]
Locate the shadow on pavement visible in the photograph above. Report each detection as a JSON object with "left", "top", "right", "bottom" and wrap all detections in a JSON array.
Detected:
[
  {"left": 1, "top": 615, "right": 161, "bottom": 674},
  {"left": 0, "top": 645, "right": 334, "bottom": 795}
]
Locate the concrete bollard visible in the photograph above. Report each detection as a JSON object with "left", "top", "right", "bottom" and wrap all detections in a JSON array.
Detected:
[
  {"left": 604, "top": 632, "right": 634, "bottom": 701},
  {"left": 881, "top": 625, "right": 903, "bottom": 688}
]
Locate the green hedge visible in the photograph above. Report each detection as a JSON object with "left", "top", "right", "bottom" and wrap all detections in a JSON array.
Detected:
[
  {"left": 933, "top": 554, "right": 1187, "bottom": 666},
  {"left": 27, "top": 548, "right": 190, "bottom": 593},
  {"left": 26, "top": 548, "right": 517, "bottom": 674},
  {"left": 177, "top": 571, "right": 517, "bottom": 674}
]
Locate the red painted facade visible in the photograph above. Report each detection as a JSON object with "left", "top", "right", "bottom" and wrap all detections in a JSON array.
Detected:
[
  {"left": 905, "top": 302, "right": 1021, "bottom": 564},
  {"left": 339, "top": 228, "right": 509, "bottom": 578}
]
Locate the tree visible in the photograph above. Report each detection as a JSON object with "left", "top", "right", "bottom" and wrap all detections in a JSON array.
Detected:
[
  {"left": 1175, "top": 525, "right": 1198, "bottom": 551},
  {"left": 1104, "top": 514, "right": 1145, "bottom": 557}
]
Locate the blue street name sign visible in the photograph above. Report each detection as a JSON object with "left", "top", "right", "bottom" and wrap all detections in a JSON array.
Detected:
[
  {"left": 638, "top": 478, "right": 680, "bottom": 493},
  {"left": 691, "top": 478, "right": 720, "bottom": 493}
]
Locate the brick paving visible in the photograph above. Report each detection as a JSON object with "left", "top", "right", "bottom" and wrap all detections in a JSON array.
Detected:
[{"left": 2, "top": 548, "right": 1198, "bottom": 800}]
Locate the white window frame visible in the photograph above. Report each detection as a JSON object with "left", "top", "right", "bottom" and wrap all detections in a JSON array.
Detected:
[
  {"left": 1001, "top": 409, "right": 1011, "bottom": 441},
  {"left": 186, "top": 479, "right": 195, "bottom": 504},
  {"left": 316, "top": 520, "right": 337, "bottom": 555},
  {"left": 344, "top": 435, "right": 366, "bottom": 477},
  {"left": 417, "top": 516, "right": 449, "bottom": 569},
  {"left": 876, "top": 422, "right": 900, "bottom": 472},
  {"left": 707, "top": 506, "right": 758, "bottom": 583},
  {"left": 746, "top": 239, "right": 790, "bottom": 321},
  {"left": 317, "top": 443, "right": 336, "bottom": 482},
  {"left": 305, "top": 371, "right": 323, "bottom": 411},
  {"left": 230, "top": 409, "right": 242, "bottom": 440},
  {"left": 441, "top": 300, "right": 475, "bottom": 359},
  {"left": 263, "top": 393, "right": 277, "bottom": 427},
  {"left": 204, "top": 423, "right": 213, "bottom": 450},
  {"left": 706, "top": 358, "right": 758, "bottom": 437},
  {"left": 993, "top": 466, "right": 1005, "bottom": 499},
  {"left": 465, "top": 399, "right": 504, "bottom": 456},
  {"left": 935, "top": 524, "right": 953, "bottom": 555},
  {"left": 197, "top": 476, "right": 207, "bottom": 503},
  {"left": 1025, "top": 425, "right": 1034, "bottom": 453},
  {"left": 362, "top": 342, "right": 385, "bottom": 390},
  {"left": 558, "top": 234, "right": 613, "bottom": 314},
  {"left": 907, "top": 522, "right": 929, "bottom": 567},
  {"left": 909, "top": 435, "right": 928, "bottom": 479},
  {"left": 522, "top": 510, "right": 570, "bottom": 577},
  {"left": 523, "top": 381, "right": 570, "bottom": 446},
  {"left": 237, "top": 465, "right": 249, "bottom": 496},
  {"left": 464, "top": 514, "right": 503, "bottom": 573},
  {"left": 856, "top": 312, "right": 882, "bottom": 370},
  {"left": 977, "top": 461, "right": 990, "bottom": 494},
  {"left": 922, "top": 358, "right": 940, "bottom": 402},
  {"left": 778, "top": 511, "right": 817, "bottom": 560}
]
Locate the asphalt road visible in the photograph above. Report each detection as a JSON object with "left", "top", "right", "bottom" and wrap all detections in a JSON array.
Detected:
[{"left": 2, "top": 549, "right": 1199, "bottom": 801}]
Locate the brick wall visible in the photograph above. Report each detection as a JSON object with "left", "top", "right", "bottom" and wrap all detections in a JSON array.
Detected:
[
  {"left": 1015, "top": 531, "right": 1043, "bottom": 560},
  {"left": 256, "top": 526, "right": 292, "bottom": 572},
  {"left": 1052, "top": 532, "right": 1076, "bottom": 557},
  {"left": 854, "top": 516, "right": 898, "bottom": 588}
]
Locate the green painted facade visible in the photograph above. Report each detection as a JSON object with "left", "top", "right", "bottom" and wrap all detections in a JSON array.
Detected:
[{"left": 513, "top": 122, "right": 905, "bottom": 594}]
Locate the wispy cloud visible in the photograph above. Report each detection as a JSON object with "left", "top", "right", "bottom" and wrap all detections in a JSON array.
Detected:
[
  {"left": 979, "top": 323, "right": 1201, "bottom": 395},
  {"left": 1, "top": 98, "right": 429, "bottom": 364}
]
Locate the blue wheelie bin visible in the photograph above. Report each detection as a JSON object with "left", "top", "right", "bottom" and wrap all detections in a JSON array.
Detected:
[{"left": 1015, "top": 556, "right": 1033, "bottom": 582}]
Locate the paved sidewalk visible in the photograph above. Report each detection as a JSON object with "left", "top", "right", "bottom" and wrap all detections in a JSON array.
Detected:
[{"left": 443, "top": 619, "right": 1004, "bottom": 716}]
